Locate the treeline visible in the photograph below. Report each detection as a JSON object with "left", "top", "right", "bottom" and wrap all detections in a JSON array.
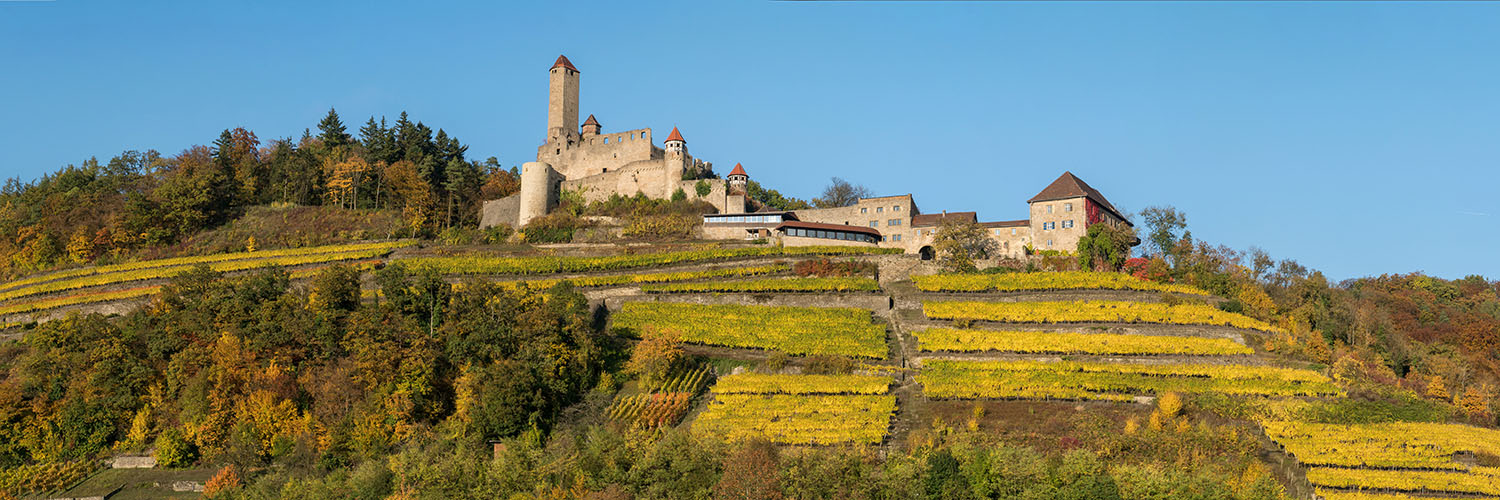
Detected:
[
  {"left": 0, "top": 109, "right": 521, "bottom": 277},
  {"left": 1127, "top": 207, "right": 1498, "bottom": 424},
  {"left": 0, "top": 264, "right": 614, "bottom": 470}
]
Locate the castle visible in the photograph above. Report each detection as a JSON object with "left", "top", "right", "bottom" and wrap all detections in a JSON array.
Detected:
[
  {"left": 479, "top": 56, "right": 744, "bottom": 229},
  {"left": 482, "top": 55, "right": 1133, "bottom": 260}
]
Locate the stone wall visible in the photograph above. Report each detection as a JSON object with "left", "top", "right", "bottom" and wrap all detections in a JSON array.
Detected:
[
  {"left": 538, "top": 127, "right": 661, "bottom": 180},
  {"left": 479, "top": 194, "right": 521, "bottom": 229},
  {"left": 562, "top": 158, "right": 671, "bottom": 202}
]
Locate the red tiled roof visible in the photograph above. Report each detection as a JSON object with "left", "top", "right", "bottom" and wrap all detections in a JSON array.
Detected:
[
  {"left": 582, "top": 114, "right": 599, "bottom": 126},
  {"left": 1027, "top": 171, "right": 1127, "bottom": 222},
  {"left": 551, "top": 55, "right": 578, "bottom": 72},
  {"left": 776, "top": 221, "right": 882, "bottom": 238},
  {"left": 911, "top": 211, "right": 977, "bottom": 227},
  {"left": 665, "top": 126, "right": 684, "bottom": 143},
  {"left": 728, "top": 163, "right": 747, "bottom": 177},
  {"left": 979, "top": 219, "right": 1029, "bottom": 228}
]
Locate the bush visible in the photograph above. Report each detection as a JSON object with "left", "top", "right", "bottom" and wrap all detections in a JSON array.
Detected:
[
  {"left": 793, "top": 258, "right": 877, "bottom": 278},
  {"left": 521, "top": 212, "right": 583, "bottom": 243},
  {"left": 803, "top": 355, "right": 856, "bottom": 375},
  {"left": 695, "top": 180, "right": 711, "bottom": 197},
  {"left": 154, "top": 428, "right": 198, "bottom": 468},
  {"left": 622, "top": 213, "right": 698, "bottom": 240}
]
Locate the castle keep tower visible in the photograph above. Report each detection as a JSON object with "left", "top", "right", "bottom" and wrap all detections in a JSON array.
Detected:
[{"left": 547, "top": 55, "right": 580, "bottom": 144}]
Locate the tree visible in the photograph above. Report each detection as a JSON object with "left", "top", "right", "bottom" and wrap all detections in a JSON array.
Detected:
[
  {"left": 1138, "top": 206, "right": 1187, "bottom": 262},
  {"left": 746, "top": 180, "right": 811, "bottom": 211},
  {"left": 812, "top": 177, "right": 873, "bottom": 208},
  {"left": 318, "top": 108, "right": 352, "bottom": 149},
  {"left": 1075, "top": 223, "right": 1136, "bottom": 271},
  {"left": 626, "top": 327, "right": 687, "bottom": 391},
  {"left": 714, "top": 439, "right": 783, "bottom": 500},
  {"left": 933, "top": 218, "right": 995, "bottom": 273}
]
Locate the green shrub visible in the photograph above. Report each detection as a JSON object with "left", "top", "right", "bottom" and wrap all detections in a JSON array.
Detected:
[
  {"left": 695, "top": 180, "right": 711, "bottom": 197},
  {"left": 521, "top": 212, "right": 581, "bottom": 243},
  {"left": 155, "top": 428, "right": 198, "bottom": 468}
]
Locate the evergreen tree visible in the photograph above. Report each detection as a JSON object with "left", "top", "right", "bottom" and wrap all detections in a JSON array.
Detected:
[{"left": 317, "top": 107, "right": 352, "bottom": 149}]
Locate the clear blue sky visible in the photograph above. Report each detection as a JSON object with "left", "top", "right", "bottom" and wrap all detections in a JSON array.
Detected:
[{"left": 2, "top": 1, "right": 1497, "bottom": 281}]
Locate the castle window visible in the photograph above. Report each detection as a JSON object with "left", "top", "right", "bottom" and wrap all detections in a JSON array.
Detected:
[
  {"left": 1063, "top": 220, "right": 1074, "bottom": 229},
  {"left": 641, "top": 132, "right": 647, "bottom": 139},
  {"left": 861, "top": 207, "right": 867, "bottom": 214},
  {"left": 1065, "top": 202, "right": 1073, "bottom": 212},
  {"left": 876, "top": 207, "right": 884, "bottom": 213},
  {"left": 603, "top": 137, "right": 609, "bottom": 144},
  {"left": 894, "top": 234, "right": 902, "bottom": 242},
  {"left": 869, "top": 221, "right": 877, "bottom": 228},
  {"left": 993, "top": 229, "right": 1001, "bottom": 236},
  {"left": 889, "top": 219, "right": 901, "bottom": 226},
  {"left": 1011, "top": 228, "right": 1017, "bottom": 236},
  {"left": 1047, "top": 205, "right": 1054, "bottom": 214},
  {"left": 894, "top": 206, "right": 901, "bottom": 212}
]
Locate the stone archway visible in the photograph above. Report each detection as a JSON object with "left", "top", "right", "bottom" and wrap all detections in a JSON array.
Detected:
[{"left": 919, "top": 246, "right": 935, "bottom": 261}]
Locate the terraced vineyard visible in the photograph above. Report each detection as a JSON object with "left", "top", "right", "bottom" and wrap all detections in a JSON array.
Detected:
[
  {"left": 694, "top": 374, "right": 897, "bottom": 445},
  {"left": 1261, "top": 421, "right": 1500, "bottom": 470},
  {"left": 0, "top": 243, "right": 406, "bottom": 319},
  {"left": 611, "top": 302, "right": 888, "bottom": 358},
  {"left": 1305, "top": 466, "right": 1500, "bottom": 497},
  {"left": 641, "top": 276, "right": 879, "bottom": 294},
  {"left": 914, "top": 271, "right": 1208, "bottom": 295},
  {"left": 501, "top": 264, "right": 789, "bottom": 289},
  {"left": 407, "top": 245, "right": 899, "bottom": 276},
  {"left": 915, "top": 327, "right": 1253, "bottom": 355},
  {"left": 918, "top": 359, "right": 1339, "bottom": 400},
  {"left": 923, "top": 300, "right": 1284, "bottom": 332}
]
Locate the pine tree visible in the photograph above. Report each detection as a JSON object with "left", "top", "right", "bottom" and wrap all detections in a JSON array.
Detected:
[{"left": 317, "top": 107, "right": 351, "bottom": 149}]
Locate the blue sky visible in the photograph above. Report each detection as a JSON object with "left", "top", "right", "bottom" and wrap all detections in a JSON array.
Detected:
[{"left": 2, "top": 1, "right": 1497, "bottom": 281}]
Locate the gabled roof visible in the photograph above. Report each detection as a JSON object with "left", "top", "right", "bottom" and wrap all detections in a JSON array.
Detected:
[
  {"left": 582, "top": 114, "right": 599, "bottom": 126},
  {"left": 728, "top": 163, "right": 747, "bottom": 177},
  {"left": 551, "top": 55, "right": 578, "bottom": 72},
  {"left": 911, "top": 211, "right": 977, "bottom": 227},
  {"left": 1028, "top": 171, "right": 1127, "bottom": 222},
  {"left": 776, "top": 221, "right": 882, "bottom": 238},
  {"left": 979, "top": 220, "right": 1029, "bottom": 228}
]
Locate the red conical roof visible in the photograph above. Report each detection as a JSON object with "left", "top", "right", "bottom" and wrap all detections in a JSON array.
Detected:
[
  {"left": 665, "top": 126, "right": 684, "bottom": 143},
  {"left": 582, "top": 114, "right": 599, "bottom": 126},
  {"left": 729, "top": 163, "right": 747, "bottom": 177},
  {"left": 551, "top": 55, "right": 578, "bottom": 72}
]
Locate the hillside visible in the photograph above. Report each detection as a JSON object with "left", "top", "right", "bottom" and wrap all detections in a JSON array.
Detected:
[{"left": 0, "top": 232, "right": 1495, "bottom": 499}]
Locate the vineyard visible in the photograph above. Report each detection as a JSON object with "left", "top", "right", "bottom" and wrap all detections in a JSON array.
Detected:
[
  {"left": 694, "top": 374, "right": 897, "bottom": 445},
  {"left": 1315, "top": 489, "right": 1475, "bottom": 500},
  {"left": 918, "top": 359, "right": 1339, "bottom": 400},
  {"left": 0, "top": 241, "right": 412, "bottom": 304},
  {"left": 915, "top": 327, "right": 1253, "bottom": 355},
  {"left": 641, "top": 276, "right": 880, "bottom": 294},
  {"left": 502, "top": 265, "right": 789, "bottom": 290},
  {"left": 0, "top": 260, "right": 384, "bottom": 318},
  {"left": 611, "top": 302, "right": 888, "bottom": 358},
  {"left": 0, "top": 460, "right": 101, "bottom": 496},
  {"left": 922, "top": 300, "right": 1284, "bottom": 332},
  {"left": 406, "top": 245, "right": 900, "bottom": 276},
  {"left": 607, "top": 392, "right": 696, "bottom": 429},
  {"left": 1261, "top": 421, "right": 1500, "bottom": 470},
  {"left": 1304, "top": 466, "right": 1500, "bottom": 496},
  {"left": 712, "top": 373, "right": 892, "bottom": 395},
  {"left": 913, "top": 271, "right": 1209, "bottom": 295}
]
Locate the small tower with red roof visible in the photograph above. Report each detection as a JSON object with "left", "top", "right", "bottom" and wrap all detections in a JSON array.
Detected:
[
  {"left": 727, "top": 163, "right": 748, "bottom": 195},
  {"left": 663, "top": 126, "right": 687, "bottom": 196},
  {"left": 580, "top": 114, "right": 600, "bottom": 136}
]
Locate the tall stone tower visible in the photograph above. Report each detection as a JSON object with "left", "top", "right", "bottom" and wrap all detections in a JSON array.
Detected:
[
  {"left": 663, "top": 126, "right": 687, "bottom": 197},
  {"left": 547, "top": 55, "right": 580, "bottom": 144}
]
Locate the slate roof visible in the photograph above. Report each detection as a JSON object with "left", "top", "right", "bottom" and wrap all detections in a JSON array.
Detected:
[{"left": 1027, "top": 171, "right": 1128, "bottom": 223}]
